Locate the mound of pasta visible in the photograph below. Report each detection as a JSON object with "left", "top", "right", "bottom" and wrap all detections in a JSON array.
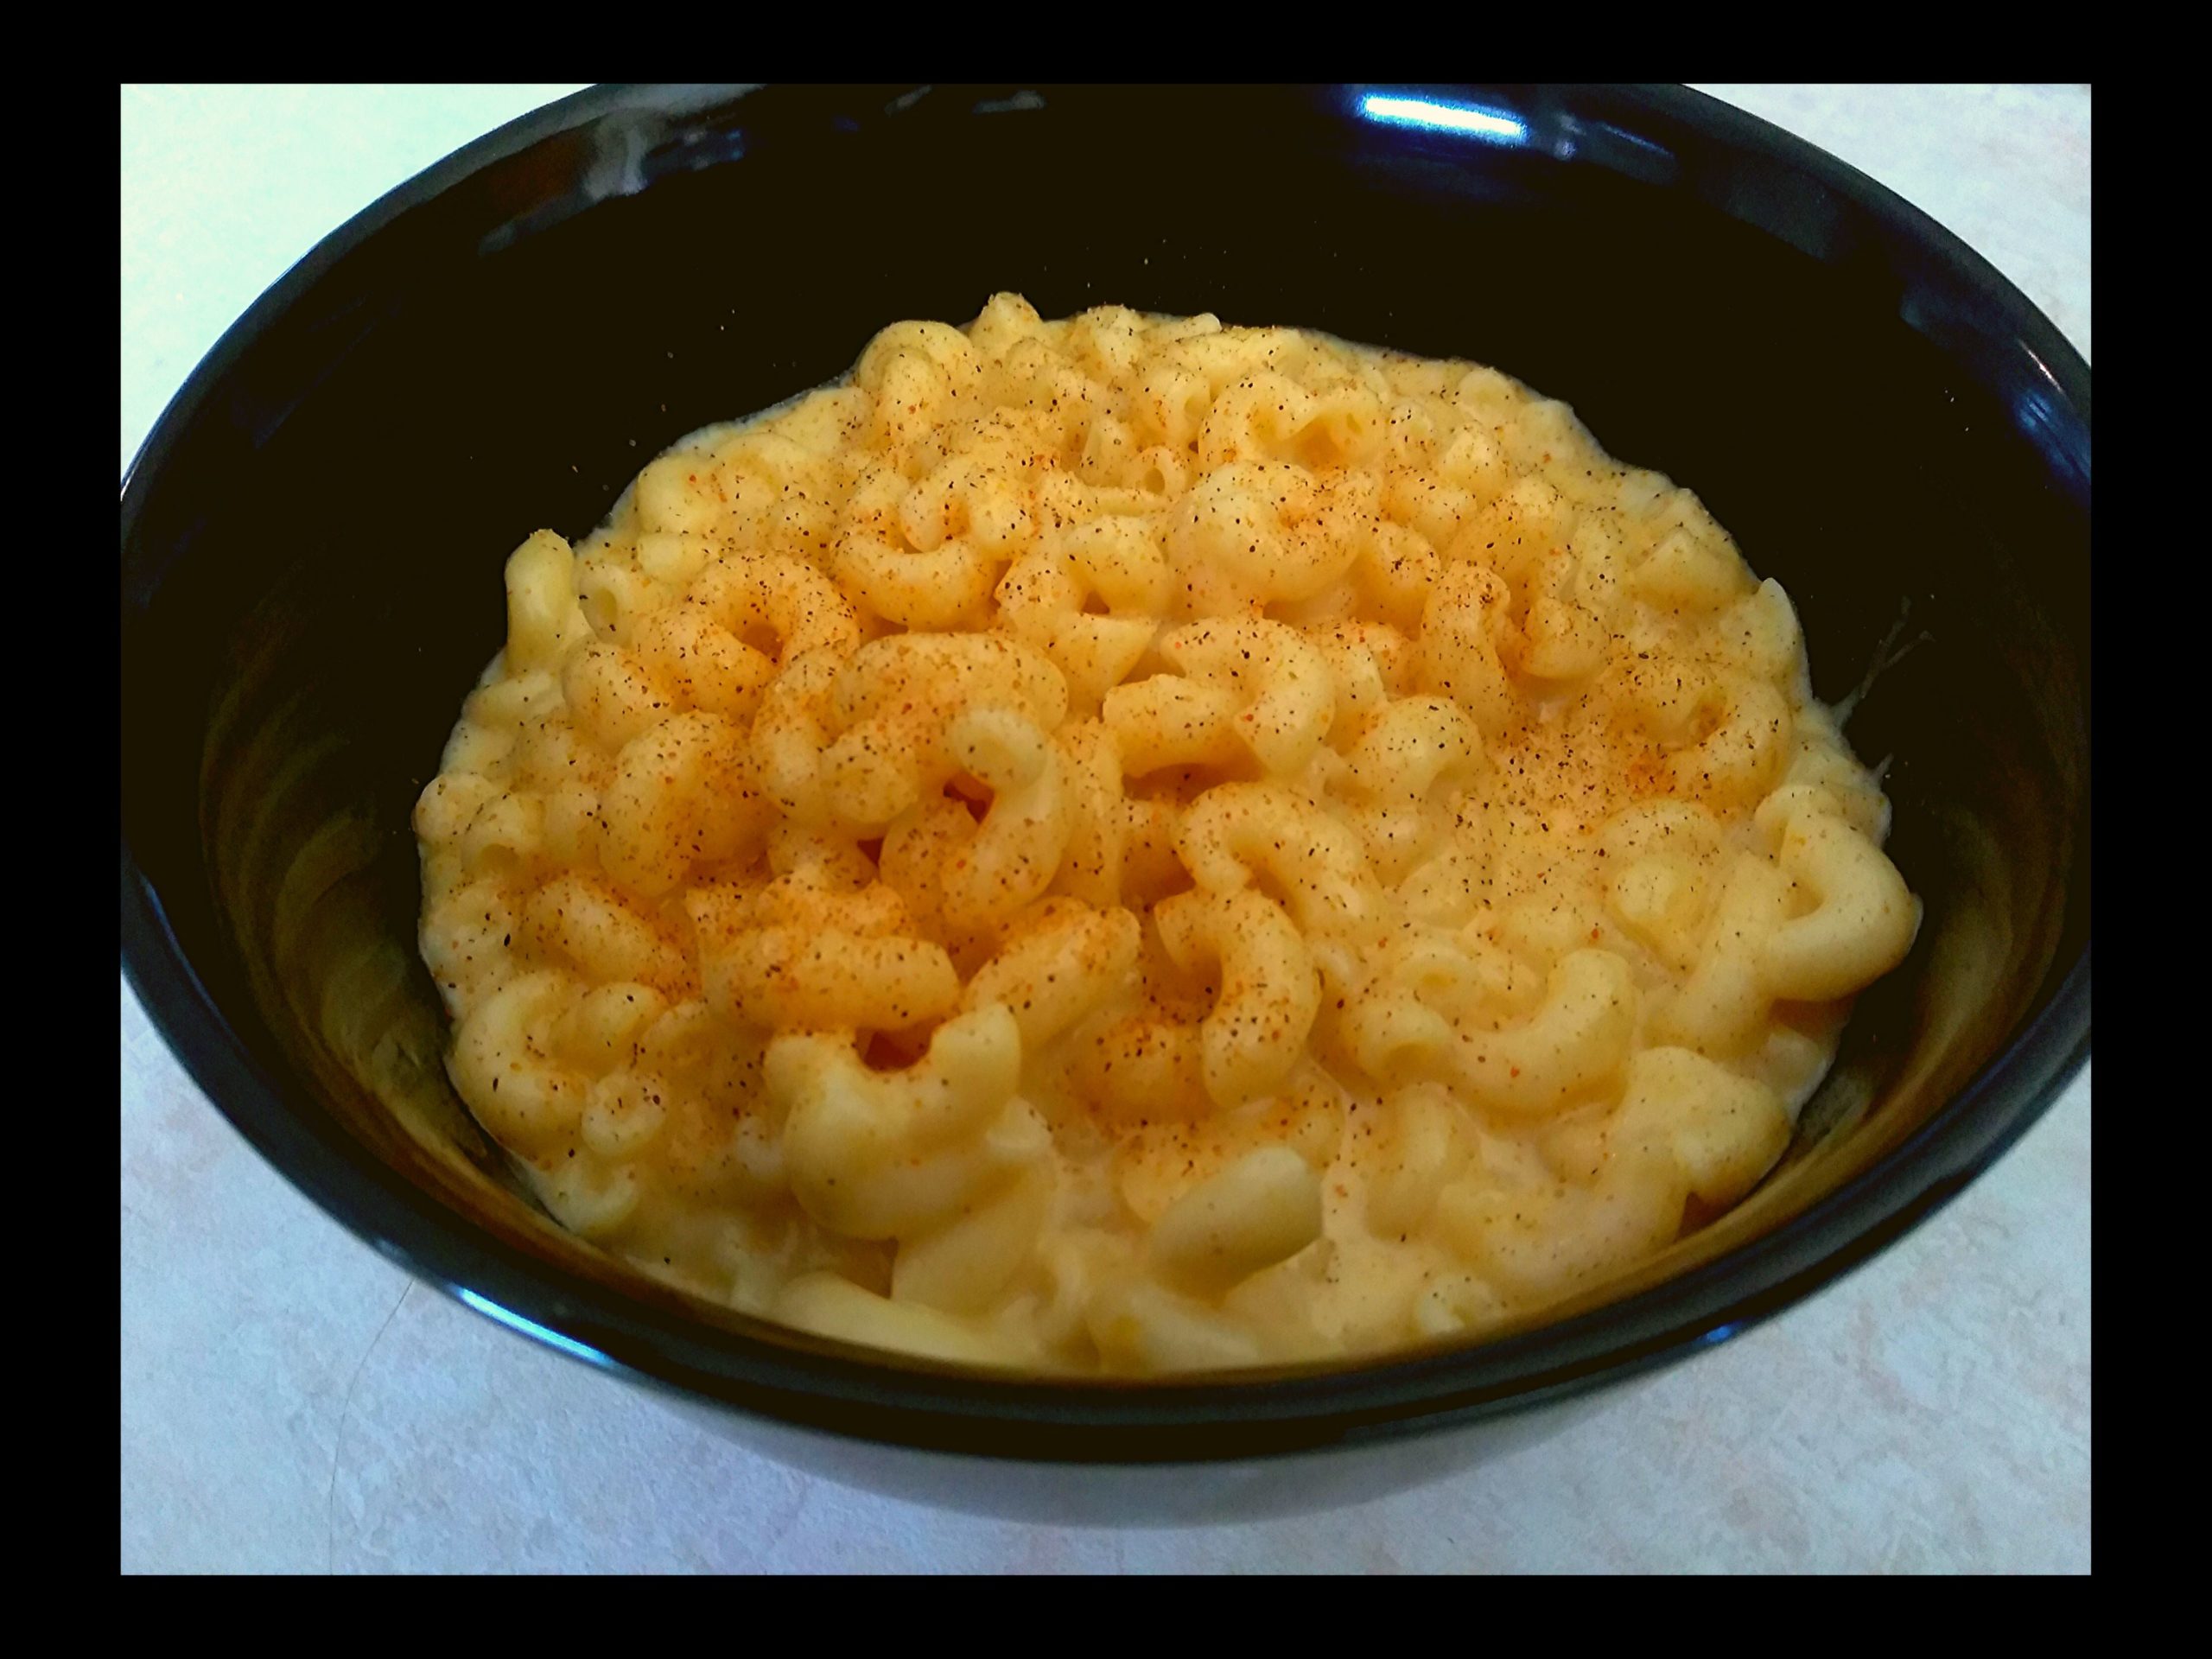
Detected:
[{"left": 414, "top": 296, "right": 1918, "bottom": 1372}]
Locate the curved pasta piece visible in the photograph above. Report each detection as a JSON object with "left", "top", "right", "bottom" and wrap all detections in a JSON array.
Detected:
[
  {"left": 1314, "top": 620, "right": 1417, "bottom": 726},
  {"left": 969, "top": 291, "right": 1046, "bottom": 358},
  {"left": 1294, "top": 382, "right": 1388, "bottom": 470},
  {"left": 413, "top": 771, "right": 500, "bottom": 847},
  {"left": 1158, "top": 325, "right": 1315, "bottom": 395},
  {"left": 1608, "top": 851, "right": 1716, "bottom": 973},
  {"left": 1307, "top": 626, "right": 1390, "bottom": 739},
  {"left": 453, "top": 789, "right": 543, "bottom": 878},
  {"left": 996, "top": 517, "right": 1167, "bottom": 707},
  {"left": 1335, "top": 925, "right": 1524, "bottom": 1084},
  {"left": 1518, "top": 516, "right": 1623, "bottom": 683},
  {"left": 750, "top": 648, "right": 844, "bottom": 827},
  {"left": 555, "top": 982, "right": 671, "bottom": 1073},
  {"left": 1354, "top": 523, "right": 1441, "bottom": 632},
  {"left": 1382, "top": 430, "right": 1483, "bottom": 552},
  {"left": 816, "top": 633, "right": 1069, "bottom": 830},
  {"left": 563, "top": 645, "right": 674, "bottom": 754},
  {"left": 1165, "top": 461, "right": 1368, "bottom": 610},
  {"left": 502, "top": 530, "right": 594, "bottom": 674},
  {"left": 1112, "top": 1065, "right": 1347, "bottom": 1224},
  {"left": 855, "top": 317, "right": 987, "bottom": 399},
  {"left": 1086, "top": 1277, "right": 1267, "bottom": 1372},
  {"left": 1129, "top": 354, "right": 1217, "bottom": 450},
  {"left": 1051, "top": 721, "right": 1128, "bottom": 908},
  {"left": 1417, "top": 562, "right": 1516, "bottom": 734},
  {"left": 836, "top": 532, "right": 998, "bottom": 632},
  {"left": 1671, "top": 676, "right": 1792, "bottom": 803},
  {"left": 631, "top": 451, "right": 733, "bottom": 537},
  {"left": 1609, "top": 1046, "right": 1790, "bottom": 1210},
  {"left": 601, "top": 711, "right": 771, "bottom": 897},
  {"left": 1103, "top": 617, "right": 1337, "bottom": 779},
  {"left": 1154, "top": 887, "right": 1322, "bottom": 1110},
  {"left": 1335, "top": 920, "right": 1534, "bottom": 1071},
  {"left": 1650, "top": 855, "right": 1797, "bottom": 1057},
  {"left": 1433, "top": 1160, "right": 1684, "bottom": 1306},
  {"left": 690, "top": 875, "right": 959, "bottom": 1033},
  {"left": 420, "top": 874, "right": 521, "bottom": 1006},
  {"left": 1632, "top": 524, "right": 1753, "bottom": 611},
  {"left": 635, "top": 529, "right": 715, "bottom": 588},
  {"left": 524, "top": 870, "right": 695, "bottom": 996},
  {"left": 1759, "top": 810, "right": 1920, "bottom": 1001},
  {"left": 890, "top": 1163, "right": 1058, "bottom": 1314},
  {"left": 769, "top": 1007, "right": 1053, "bottom": 1293},
  {"left": 769, "top": 1005, "right": 1020, "bottom": 1205},
  {"left": 1076, "top": 302, "right": 1158, "bottom": 372},
  {"left": 1435, "top": 421, "right": 1510, "bottom": 497},
  {"left": 1452, "top": 949, "right": 1638, "bottom": 1116},
  {"left": 1196, "top": 371, "right": 1315, "bottom": 468},
  {"left": 1452, "top": 475, "right": 1573, "bottom": 593},
  {"left": 855, "top": 340, "right": 957, "bottom": 449},
  {"left": 1173, "top": 781, "right": 1381, "bottom": 932},
  {"left": 836, "top": 443, "right": 1039, "bottom": 629},
  {"left": 576, "top": 1064, "right": 671, "bottom": 1158},
  {"left": 1713, "top": 578, "right": 1803, "bottom": 683},
  {"left": 1433, "top": 1048, "right": 1786, "bottom": 1308},
  {"left": 875, "top": 794, "right": 977, "bottom": 943},
  {"left": 1098, "top": 674, "right": 1243, "bottom": 776},
  {"left": 963, "top": 899, "right": 1142, "bottom": 1050},
  {"left": 448, "top": 969, "right": 588, "bottom": 1157},
  {"left": 448, "top": 677, "right": 554, "bottom": 782},
  {"left": 1147, "top": 1145, "right": 1324, "bottom": 1298},
  {"left": 764, "top": 819, "right": 877, "bottom": 893},
  {"left": 683, "top": 553, "right": 861, "bottom": 664},
  {"left": 1363, "top": 1083, "right": 1478, "bottom": 1236},
  {"left": 1065, "top": 1001, "right": 1211, "bottom": 1126},
  {"left": 550, "top": 982, "right": 658, "bottom": 1071},
  {"left": 1338, "top": 991, "right": 1456, "bottom": 1084},
  {"left": 937, "top": 706, "right": 1074, "bottom": 933},
  {"left": 630, "top": 606, "right": 779, "bottom": 721},
  {"left": 536, "top": 1157, "right": 644, "bottom": 1239},
  {"left": 775, "top": 1272, "right": 1017, "bottom": 1367},
  {"left": 834, "top": 630, "right": 1068, "bottom": 736},
  {"left": 1600, "top": 802, "right": 1725, "bottom": 969},
  {"left": 706, "top": 927, "right": 960, "bottom": 1033},
  {"left": 1339, "top": 696, "right": 1482, "bottom": 884}
]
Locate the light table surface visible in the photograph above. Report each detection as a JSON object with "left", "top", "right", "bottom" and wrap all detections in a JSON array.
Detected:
[{"left": 120, "top": 83, "right": 2091, "bottom": 1573}]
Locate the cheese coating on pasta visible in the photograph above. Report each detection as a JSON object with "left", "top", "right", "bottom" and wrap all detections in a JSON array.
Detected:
[{"left": 415, "top": 296, "right": 1919, "bottom": 1372}]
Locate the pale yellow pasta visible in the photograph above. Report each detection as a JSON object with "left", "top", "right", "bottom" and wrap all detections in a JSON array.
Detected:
[
  {"left": 1175, "top": 782, "right": 1378, "bottom": 931},
  {"left": 996, "top": 524, "right": 1165, "bottom": 709},
  {"left": 1147, "top": 1146, "right": 1325, "bottom": 1299},
  {"left": 1154, "top": 887, "right": 1322, "bottom": 1110},
  {"left": 935, "top": 706, "right": 1071, "bottom": 932},
  {"left": 415, "top": 296, "right": 1920, "bottom": 1373}
]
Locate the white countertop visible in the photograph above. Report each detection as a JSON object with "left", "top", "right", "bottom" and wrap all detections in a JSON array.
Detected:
[{"left": 120, "top": 83, "right": 2091, "bottom": 1573}]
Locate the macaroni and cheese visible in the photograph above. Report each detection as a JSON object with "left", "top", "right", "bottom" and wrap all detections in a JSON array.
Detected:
[{"left": 414, "top": 296, "right": 1919, "bottom": 1372}]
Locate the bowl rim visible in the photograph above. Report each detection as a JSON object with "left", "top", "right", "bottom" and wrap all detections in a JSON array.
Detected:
[{"left": 119, "top": 81, "right": 2091, "bottom": 1463}]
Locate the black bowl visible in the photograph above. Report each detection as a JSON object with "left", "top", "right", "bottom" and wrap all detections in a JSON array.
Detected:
[{"left": 119, "top": 84, "right": 2089, "bottom": 1504}]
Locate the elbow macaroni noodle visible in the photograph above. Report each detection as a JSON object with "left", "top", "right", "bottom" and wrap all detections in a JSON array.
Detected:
[{"left": 415, "top": 296, "right": 1919, "bottom": 1372}]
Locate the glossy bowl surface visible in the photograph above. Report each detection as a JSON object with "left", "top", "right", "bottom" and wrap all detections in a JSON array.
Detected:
[{"left": 120, "top": 83, "right": 2090, "bottom": 1471}]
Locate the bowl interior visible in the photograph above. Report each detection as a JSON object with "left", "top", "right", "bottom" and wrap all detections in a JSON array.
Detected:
[{"left": 121, "top": 84, "right": 2089, "bottom": 1454}]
